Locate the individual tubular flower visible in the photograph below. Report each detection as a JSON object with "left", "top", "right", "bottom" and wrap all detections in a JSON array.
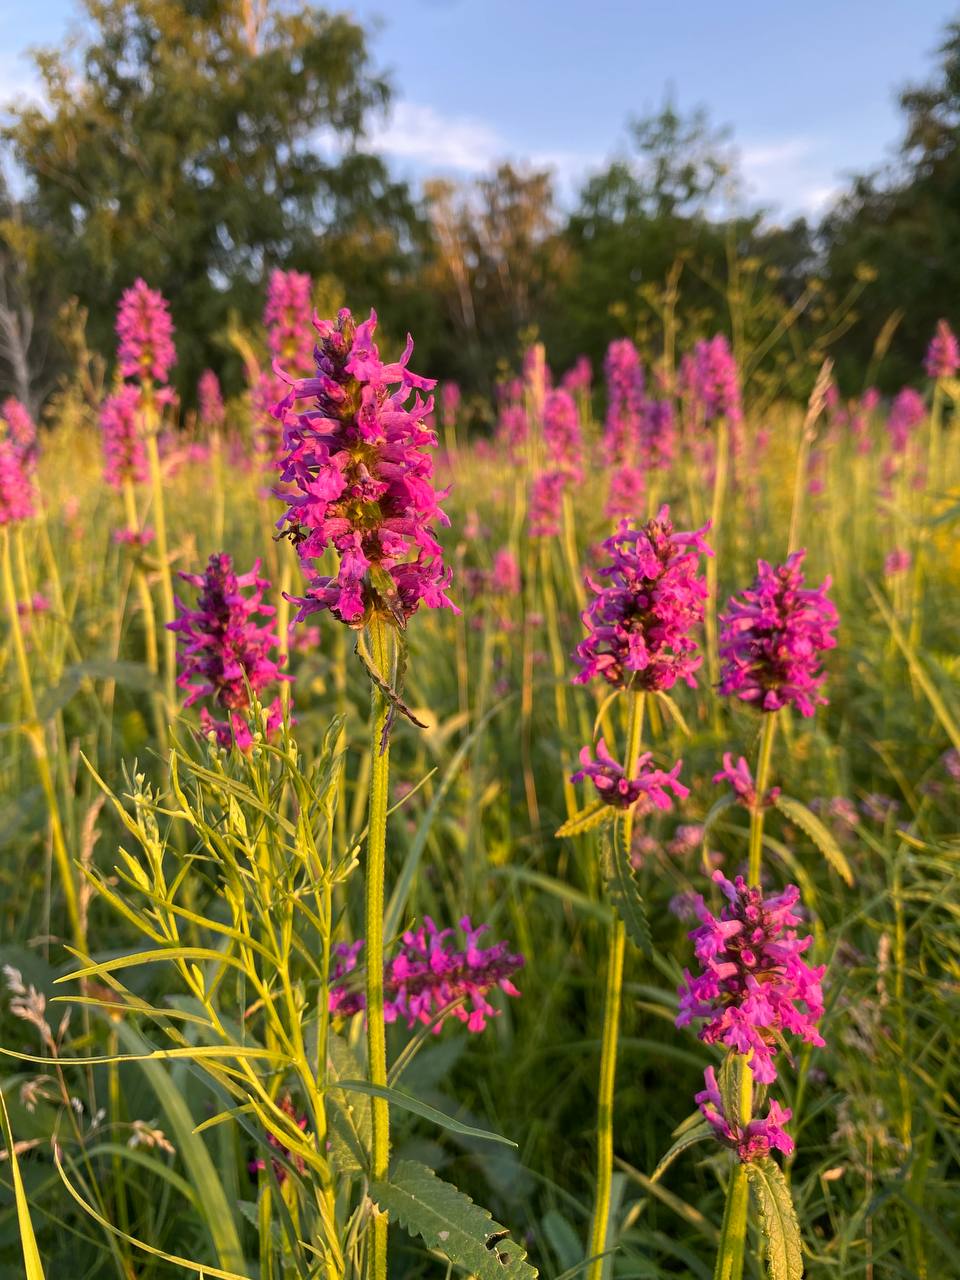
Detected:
[
  {"left": 696, "top": 1066, "right": 794, "bottom": 1161},
  {"left": 676, "top": 871, "right": 825, "bottom": 1085},
  {"left": 116, "top": 279, "right": 176, "bottom": 384},
  {"left": 713, "top": 752, "right": 781, "bottom": 808},
  {"left": 0, "top": 438, "right": 35, "bottom": 525},
  {"left": 689, "top": 335, "right": 742, "bottom": 424},
  {"left": 329, "top": 917, "right": 523, "bottom": 1034},
  {"left": 886, "top": 388, "right": 925, "bottom": 454},
  {"left": 529, "top": 471, "right": 565, "bottom": 537},
  {"left": 573, "top": 507, "right": 712, "bottom": 692},
  {"left": 604, "top": 464, "right": 645, "bottom": 519},
  {"left": 264, "top": 269, "right": 314, "bottom": 371},
  {"left": 198, "top": 369, "right": 225, "bottom": 429},
  {"left": 603, "top": 337, "right": 644, "bottom": 463},
  {"left": 168, "top": 552, "right": 289, "bottom": 748},
  {"left": 543, "top": 388, "right": 583, "bottom": 478},
  {"left": 924, "top": 319, "right": 960, "bottom": 379},
  {"left": 101, "top": 385, "right": 148, "bottom": 489},
  {"left": 2, "top": 397, "right": 36, "bottom": 462},
  {"left": 718, "top": 550, "right": 838, "bottom": 716},
  {"left": 572, "top": 738, "right": 688, "bottom": 812},
  {"left": 273, "top": 308, "right": 457, "bottom": 628}
]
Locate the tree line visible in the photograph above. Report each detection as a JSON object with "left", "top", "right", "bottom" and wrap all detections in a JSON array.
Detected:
[{"left": 2, "top": 0, "right": 959, "bottom": 415}]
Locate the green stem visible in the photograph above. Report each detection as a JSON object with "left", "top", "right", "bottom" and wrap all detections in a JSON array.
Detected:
[
  {"left": 587, "top": 691, "right": 645, "bottom": 1280},
  {"left": 365, "top": 616, "right": 392, "bottom": 1280},
  {"left": 1, "top": 527, "right": 83, "bottom": 949},
  {"left": 705, "top": 418, "right": 729, "bottom": 689},
  {"left": 747, "top": 714, "right": 777, "bottom": 887},
  {"left": 142, "top": 384, "right": 176, "bottom": 716},
  {"left": 713, "top": 1162, "right": 750, "bottom": 1280}
]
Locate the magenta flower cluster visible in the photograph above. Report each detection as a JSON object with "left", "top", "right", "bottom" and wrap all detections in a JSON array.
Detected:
[
  {"left": 718, "top": 550, "right": 838, "bottom": 716},
  {"left": 543, "top": 388, "right": 583, "bottom": 478},
  {"left": 686, "top": 335, "right": 742, "bottom": 424},
  {"left": 330, "top": 917, "right": 523, "bottom": 1034},
  {"left": 695, "top": 1066, "right": 794, "bottom": 1161},
  {"left": 168, "top": 553, "right": 288, "bottom": 749},
  {"left": 573, "top": 507, "right": 712, "bottom": 692},
  {"left": 886, "top": 388, "right": 925, "bottom": 453},
  {"left": 924, "top": 319, "right": 959, "bottom": 380},
  {"left": 603, "top": 338, "right": 644, "bottom": 464},
  {"left": 676, "top": 872, "right": 825, "bottom": 1086},
  {"left": 605, "top": 465, "right": 645, "bottom": 520},
  {"left": 2, "top": 398, "right": 36, "bottom": 460},
  {"left": 572, "top": 738, "right": 688, "bottom": 812},
  {"left": 116, "top": 278, "right": 176, "bottom": 384},
  {"left": 273, "top": 308, "right": 456, "bottom": 628},
  {"left": 529, "top": 471, "right": 566, "bottom": 538},
  {"left": 198, "top": 369, "right": 225, "bottom": 429},
  {"left": 101, "top": 386, "right": 148, "bottom": 490},
  {"left": 264, "top": 269, "right": 314, "bottom": 371},
  {"left": 0, "top": 438, "right": 34, "bottom": 526}
]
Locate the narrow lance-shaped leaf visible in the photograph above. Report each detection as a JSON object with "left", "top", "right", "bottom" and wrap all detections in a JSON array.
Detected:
[
  {"left": 602, "top": 824, "right": 652, "bottom": 956},
  {"left": 773, "top": 794, "right": 853, "bottom": 886}
]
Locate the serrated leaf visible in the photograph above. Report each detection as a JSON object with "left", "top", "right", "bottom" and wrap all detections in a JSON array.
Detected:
[
  {"left": 371, "top": 1159, "right": 537, "bottom": 1279},
  {"left": 326, "top": 1034, "right": 370, "bottom": 1173},
  {"left": 336, "top": 1080, "right": 516, "bottom": 1147},
  {"left": 746, "top": 1157, "right": 804, "bottom": 1280},
  {"left": 774, "top": 794, "right": 853, "bottom": 886},
  {"left": 602, "top": 825, "right": 651, "bottom": 956},
  {"left": 651, "top": 1119, "right": 715, "bottom": 1182},
  {"left": 555, "top": 803, "right": 614, "bottom": 838}
]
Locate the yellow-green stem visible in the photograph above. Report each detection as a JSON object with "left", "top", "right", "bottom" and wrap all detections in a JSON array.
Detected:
[
  {"left": 705, "top": 419, "right": 729, "bottom": 689},
  {"left": 1, "top": 527, "right": 83, "bottom": 948},
  {"left": 587, "top": 691, "right": 645, "bottom": 1280},
  {"left": 747, "top": 714, "right": 777, "bottom": 887},
  {"left": 142, "top": 386, "right": 176, "bottom": 715},
  {"left": 365, "top": 616, "right": 392, "bottom": 1280}
]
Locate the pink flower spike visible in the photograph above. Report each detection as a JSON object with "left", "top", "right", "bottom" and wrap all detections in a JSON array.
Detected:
[{"left": 116, "top": 279, "right": 176, "bottom": 384}]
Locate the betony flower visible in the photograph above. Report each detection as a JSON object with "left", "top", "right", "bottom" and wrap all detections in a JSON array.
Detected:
[
  {"left": 529, "top": 471, "right": 566, "bottom": 538},
  {"left": 0, "top": 438, "right": 35, "bottom": 525},
  {"left": 440, "top": 382, "right": 461, "bottom": 430},
  {"left": 2, "top": 397, "right": 37, "bottom": 463},
  {"left": 696, "top": 1066, "right": 794, "bottom": 1161},
  {"left": 603, "top": 338, "right": 644, "bottom": 464},
  {"left": 264, "top": 269, "right": 314, "bottom": 372},
  {"left": 168, "top": 552, "right": 289, "bottom": 749},
  {"left": 605, "top": 464, "right": 645, "bottom": 519},
  {"left": 687, "top": 335, "right": 742, "bottom": 424},
  {"left": 198, "top": 369, "right": 225, "bottom": 429},
  {"left": 641, "top": 399, "right": 676, "bottom": 469},
  {"left": 101, "top": 386, "right": 148, "bottom": 490},
  {"left": 561, "top": 355, "right": 592, "bottom": 396},
  {"left": 887, "top": 388, "right": 925, "bottom": 453},
  {"left": 676, "top": 871, "right": 825, "bottom": 1085},
  {"left": 329, "top": 917, "right": 523, "bottom": 1034},
  {"left": 543, "top": 388, "right": 583, "bottom": 478},
  {"left": 574, "top": 507, "right": 712, "bottom": 692},
  {"left": 713, "top": 753, "right": 781, "bottom": 809},
  {"left": 924, "top": 319, "right": 960, "bottom": 380},
  {"left": 718, "top": 550, "right": 838, "bottom": 716},
  {"left": 273, "top": 308, "right": 456, "bottom": 628},
  {"left": 884, "top": 547, "right": 911, "bottom": 577},
  {"left": 572, "top": 738, "right": 688, "bottom": 812},
  {"left": 491, "top": 548, "right": 521, "bottom": 597},
  {"left": 116, "top": 279, "right": 176, "bottom": 384}
]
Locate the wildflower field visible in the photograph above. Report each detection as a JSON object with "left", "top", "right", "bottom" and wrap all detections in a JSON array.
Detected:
[{"left": 0, "top": 268, "right": 959, "bottom": 1280}]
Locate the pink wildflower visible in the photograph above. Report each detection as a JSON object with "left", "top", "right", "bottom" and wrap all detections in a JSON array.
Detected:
[
  {"left": 116, "top": 279, "right": 176, "bottom": 384},
  {"left": 101, "top": 386, "right": 147, "bottom": 489},
  {"left": 543, "top": 389, "right": 583, "bottom": 478},
  {"left": 274, "top": 308, "right": 456, "bottom": 627},
  {"left": 887, "top": 388, "right": 925, "bottom": 453},
  {"left": 264, "top": 269, "right": 314, "bottom": 372},
  {"left": 330, "top": 917, "right": 523, "bottom": 1035},
  {"left": 713, "top": 752, "right": 780, "bottom": 808},
  {"left": 529, "top": 471, "right": 566, "bottom": 538},
  {"left": 604, "top": 338, "right": 644, "bottom": 464},
  {"left": 676, "top": 871, "right": 825, "bottom": 1085},
  {"left": 924, "top": 319, "right": 960, "bottom": 379},
  {"left": 2, "top": 397, "right": 36, "bottom": 462},
  {"left": 491, "top": 548, "right": 521, "bottom": 597},
  {"left": 0, "top": 438, "right": 35, "bottom": 525},
  {"left": 718, "top": 550, "right": 838, "bottom": 716},
  {"left": 696, "top": 1066, "right": 794, "bottom": 1161},
  {"left": 605, "top": 465, "right": 645, "bottom": 519},
  {"left": 688, "top": 335, "right": 742, "bottom": 424},
  {"left": 198, "top": 369, "right": 225, "bottom": 429},
  {"left": 572, "top": 738, "right": 688, "bottom": 812},
  {"left": 574, "top": 507, "right": 712, "bottom": 692}
]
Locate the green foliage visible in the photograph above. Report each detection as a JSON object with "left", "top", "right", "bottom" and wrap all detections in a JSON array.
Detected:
[
  {"left": 745, "top": 1159, "right": 803, "bottom": 1280},
  {"left": 371, "top": 1159, "right": 538, "bottom": 1279},
  {"left": 601, "top": 824, "right": 652, "bottom": 957}
]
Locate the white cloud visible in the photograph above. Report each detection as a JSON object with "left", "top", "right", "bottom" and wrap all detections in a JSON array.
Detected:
[
  {"left": 738, "top": 135, "right": 843, "bottom": 219},
  {"left": 367, "top": 101, "right": 504, "bottom": 171}
]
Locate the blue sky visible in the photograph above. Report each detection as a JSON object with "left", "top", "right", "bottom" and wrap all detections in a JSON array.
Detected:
[{"left": 1, "top": 0, "right": 957, "bottom": 219}]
